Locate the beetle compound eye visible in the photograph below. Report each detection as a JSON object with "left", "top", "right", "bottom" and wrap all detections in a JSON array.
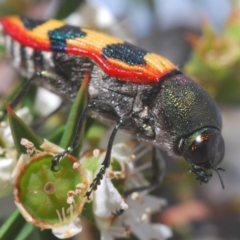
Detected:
[
  {"left": 179, "top": 128, "right": 225, "bottom": 168},
  {"left": 189, "top": 130, "right": 216, "bottom": 164}
]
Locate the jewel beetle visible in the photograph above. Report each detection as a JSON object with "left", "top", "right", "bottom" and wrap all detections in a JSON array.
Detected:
[{"left": 0, "top": 16, "right": 225, "bottom": 199}]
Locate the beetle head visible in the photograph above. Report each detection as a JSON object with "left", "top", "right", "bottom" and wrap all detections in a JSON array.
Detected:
[{"left": 178, "top": 127, "right": 225, "bottom": 188}]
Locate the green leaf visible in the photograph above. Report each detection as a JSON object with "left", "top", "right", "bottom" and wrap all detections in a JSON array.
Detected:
[
  {"left": 6, "top": 103, "right": 41, "bottom": 154},
  {"left": 14, "top": 223, "right": 34, "bottom": 240},
  {"left": 0, "top": 209, "right": 27, "bottom": 240},
  {"left": 47, "top": 125, "right": 65, "bottom": 144},
  {"left": 59, "top": 73, "right": 89, "bottom": 155}
]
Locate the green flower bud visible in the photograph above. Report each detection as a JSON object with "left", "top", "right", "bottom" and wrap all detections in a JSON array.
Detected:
[{"left": 13, "top": 150, "right": 88, "bottom": 229}]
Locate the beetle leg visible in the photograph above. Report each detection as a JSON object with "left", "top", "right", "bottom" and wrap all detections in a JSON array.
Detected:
[
  {"left": 0, "top": 73, "right": 37, "bottom": 120},
  {"left": 51, "top": 100, "right": 120, "bottom": 170},
  {"left": 124, "top": 147, "right": 166, "bottom": 197},
  {"left": 112, "top": 208, "right": 125, "bottom": 216},
  {"left": 0, "top": 71, "right": 60, "bottom": 121},
  {"left": 50, "top": 100, "right": 140, "bottom": 199},
  {"left": 51, "top": 100, "right": 141, "bottom": 171},
  {"left": 85, "top": 115, "right": 138, "bottom": 199}
]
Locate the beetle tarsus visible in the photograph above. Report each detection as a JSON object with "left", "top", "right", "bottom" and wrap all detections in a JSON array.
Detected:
[
  {"left": 85, "top": 166, "right": 106, "bottom": 200},
  {"left": 51, "top": 148, "right": 71, "bottom": 171},
  {"left": 112, "top": 208, "right": 124, "bottom": 216}
]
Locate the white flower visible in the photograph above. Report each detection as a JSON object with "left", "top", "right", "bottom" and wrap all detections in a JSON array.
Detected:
[
  {"left": 0, "top": 107, "right": 32, "bottom": 198},
  {"left": 93, "top": 175, "right": 128, "bottom": 219},
  {"left": 92, "top": 142, "right": 172, "bottom": 240},
  {"left": 0, "top": 154, "right": 16, "bottom": 197},
  {"left": 0, "top": 107, "right": 33, "bottom": 146},
  {"left": 93, "top": 175, "right": 129, "bottom": 239},
  {"left": 123, "top": 192, "right": 172, "bottom": 240},
  {"left": 52, "top": 218, "right": 82, "bottom": 239},
  {"left": 96, "top": 190, "right": 172, "bottom": 240}
]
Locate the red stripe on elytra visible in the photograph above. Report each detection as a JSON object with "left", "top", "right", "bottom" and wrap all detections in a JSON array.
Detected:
[
  {"left": 1, "top": 17, "right": 175, "bottom": 84},
  {"left": 1, "top": 17, "right": 51, "bottom": 51},
  {"left": 66, "top": 46, "right": 174, "bottom": 84}
]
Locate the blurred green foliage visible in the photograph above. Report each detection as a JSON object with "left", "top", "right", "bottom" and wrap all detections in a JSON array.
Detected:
[
  {"left": 185, "top": 7, "right": 240, "bottom": 104},
  {"left": 0, "top": 0, "right": 85, "bottom": 19}
]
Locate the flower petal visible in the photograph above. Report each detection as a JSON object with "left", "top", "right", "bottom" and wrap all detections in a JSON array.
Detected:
[
  {"left": 93, "top": 175, "right": 128, "bottom": 218},
  {"left": 52, "top": 217, "right": 82, "bottom": 239},
  {"left": 0, "top": 157, "right": 16, "bottom": 197}
]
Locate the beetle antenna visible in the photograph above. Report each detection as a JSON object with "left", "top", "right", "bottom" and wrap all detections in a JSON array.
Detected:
[{"left": 212, "top": 166, "right": 225, "bottom": 190}]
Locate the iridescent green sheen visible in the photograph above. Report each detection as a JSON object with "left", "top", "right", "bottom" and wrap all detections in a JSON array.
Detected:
[{"left": 159, "top": 74, "right": 222, "bottom": 136}]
